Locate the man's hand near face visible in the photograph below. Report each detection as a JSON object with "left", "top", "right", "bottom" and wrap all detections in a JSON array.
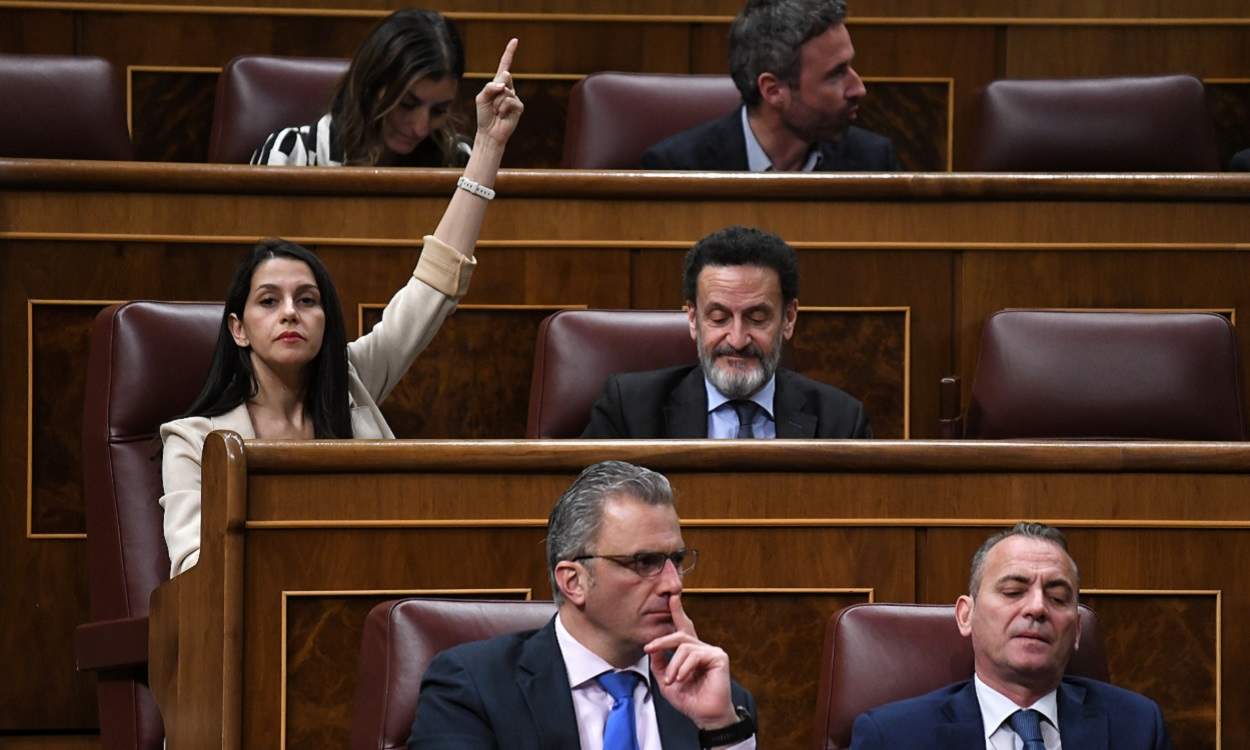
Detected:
[{"left": 643, "top": 593, "right": 740, "bottom": 731}]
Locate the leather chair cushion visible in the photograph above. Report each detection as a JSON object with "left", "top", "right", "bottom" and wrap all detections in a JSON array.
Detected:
[
  {"left": 561, "top": 72, "right": 741, "bottom": 168},
  {"left": 351, "top": 598, "right": 557, "bottom": 750},
  {"left": 965, "top": 310, "right": 1246, "bottom": 439},
  {"left": 526, "top": 309, "right": 697, "bottom": 437},
  {"left": 0, "top": 54, "right": 133, "bottom": 160},
  {"left": 207, "top": 55, "right": 349, "bottom": 163},
  {"left": 973, "top": 75, "right": 1220, "bottom": 171}
]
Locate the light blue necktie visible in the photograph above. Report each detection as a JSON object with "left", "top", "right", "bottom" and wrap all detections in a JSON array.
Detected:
[
  {"left": 1008, "top": 708, "right": 1047, "bottom": 750},
  {"left": 597, "top": 670, "right": 642, "bottom": 750}
]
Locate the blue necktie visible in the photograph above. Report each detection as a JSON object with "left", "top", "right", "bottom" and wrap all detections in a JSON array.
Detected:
[
  {"left": 597, "top": 670, "right": 642, "bottom": 750},
  {"left": 1008, "top": 708, "right": 1047, "bottom": 750},
  {"left": 730, "top": 400, "right": 760, "bottom": 438}
]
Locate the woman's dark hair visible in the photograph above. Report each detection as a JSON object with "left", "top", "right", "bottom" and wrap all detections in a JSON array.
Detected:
[
  {"left": 330, "top": 9, "right": 467, "bottom": 166},
  {"left": 181, "top": 239, "right": 353, "bottom": 438}
]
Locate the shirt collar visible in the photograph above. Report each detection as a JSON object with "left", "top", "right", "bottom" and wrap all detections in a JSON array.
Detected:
[
  {"left": 741, "top": 106, "right": 822, "bottom": 172},
  {"left": 704, "top": 373, "right": 776, "bottom": 420},
  {"left": 554, "top": 613, "right": 651, "bottom": 691},
  {"left": 973, "top": 674, "right": 1060, "bottom": 741}
]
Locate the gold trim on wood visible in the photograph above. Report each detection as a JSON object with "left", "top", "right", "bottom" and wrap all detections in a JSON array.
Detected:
[
  {"left": 26, "top": 298, "right": 126, "bottom": 540},
  {"left": 7, "top": 233, "right": 1249, "bottom": 253},
  {"left": 5, "top": 2, "right": 1250, "bottom": 26},
  {"left": 279, "top": 587, "right": 534, "bottom": 750},
  {"left": 686, "top": 586, "right": 875, "bottom": 602},
  {"left": 1081, "top": 588, "right": 1222, "bottom": 749},
  {"left": 245, "top": 518, "right": 1250, "bottom": 530},
  {"left": 355, "top": 302, "right": 588, "bottom": 339}
]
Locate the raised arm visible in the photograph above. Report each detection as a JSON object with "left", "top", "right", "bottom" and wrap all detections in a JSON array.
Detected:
[{"left": 433, "top": 38, "right": 523, "bottom": 257}]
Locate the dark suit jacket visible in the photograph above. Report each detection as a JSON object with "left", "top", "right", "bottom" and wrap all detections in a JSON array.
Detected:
[
  {"left": 407, "top": 617, "right": 757, "bottom": 750},
  {"left": 1230, "top": 147, "right": 1250, "bottom": 171},
  {"left": 850, "top": 676, "right": 1171, "bottom": 750},
  {"left": 581, "top": 364, "right": 872, "bottom": 439},
  {"left": 640, "top": 107, "right": 901, "bottom": 171}
]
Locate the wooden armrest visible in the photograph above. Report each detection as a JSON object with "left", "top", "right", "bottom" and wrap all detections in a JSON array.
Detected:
[{"left": 74, "top": 615, "right": 149, "bottom": 671}]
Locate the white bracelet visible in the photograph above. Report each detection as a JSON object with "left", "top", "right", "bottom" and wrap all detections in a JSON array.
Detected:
[{"left": 456, "top": 175, "right": 496, "bottom": 201}]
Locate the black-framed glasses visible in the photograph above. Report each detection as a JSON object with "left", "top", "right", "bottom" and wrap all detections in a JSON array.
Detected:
[{"left": 571, "top": 548, "right": 699, "bottom": 578}]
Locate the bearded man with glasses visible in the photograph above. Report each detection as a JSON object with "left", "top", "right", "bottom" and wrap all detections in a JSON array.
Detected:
[{"left": 408, "top": 460, "right": 758, "bottom": 750}]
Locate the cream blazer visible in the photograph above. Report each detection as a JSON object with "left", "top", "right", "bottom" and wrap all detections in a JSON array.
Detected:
[{"left": 159, "top": 236, "right": 473, "bottom": 577}]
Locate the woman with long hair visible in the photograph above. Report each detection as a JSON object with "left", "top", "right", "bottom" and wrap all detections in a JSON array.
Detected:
[
  {"left": 252, "top": 9, "right": 470, "bottom": 166},
  {"left": 162, "top": 40, "right": 522, "bottom": 576}
]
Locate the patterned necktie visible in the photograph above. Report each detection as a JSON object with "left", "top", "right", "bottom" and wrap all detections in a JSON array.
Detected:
[
  {"left": 597, "top": 670, "right": 642, "bottom": 750},
  {"left": 1008, "top": 708, "right": 1047, "bottom": 750},
  {"left": 730, "top": 400, "right": 760, "bottom": 438}
]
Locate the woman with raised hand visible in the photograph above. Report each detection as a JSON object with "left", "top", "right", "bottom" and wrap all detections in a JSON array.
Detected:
[
  {"left": 252, "top": 9, "right": 471, "bottom": 167},
  {"left": 162, "top": 40, "right": 522, "bottom": 576}
]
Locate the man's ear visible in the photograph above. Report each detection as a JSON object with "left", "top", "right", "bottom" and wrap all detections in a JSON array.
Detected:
[
  {"left": 757, "top": 72, "right": 789, "bottom": 110},
  {"left": 554, "top": 560, "right": 590, "bottom": 606},
  {"left": 686, "top": 303, "right": 699, "bottom": 342},
  {"left": 1073, "top": 604, "right": 1083, "bottom": 651},
  {"left": 228, "top": 313, "right": 249, "bottom": 348},
  {"left": 955, "top": 594, "right": 974, "bottom": 637},
  {"left": 782, "top": 298, "right": 798, "bottom": 340}
]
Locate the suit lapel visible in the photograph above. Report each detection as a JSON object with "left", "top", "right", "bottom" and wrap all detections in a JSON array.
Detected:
[
  {"left": 936, "top": 681, "right": 989, "bottom": 749},
  {"left": 516, "top": 620, "right": 582, "bottom": 750},
  {"left": 652, "top": 679, "right": 700, "bottom": 749},
  {"left": 773, "top": 370, "right": 818, "bottom": 438},
  {"left": 212, "top": 403, "right": 257, "bottom": 439},
  {"left": 1058, "top": 679, "right": 1108, "bottom": 749},
  {"left": 663, "top": 368, "right": 711, "bottom": 438}
]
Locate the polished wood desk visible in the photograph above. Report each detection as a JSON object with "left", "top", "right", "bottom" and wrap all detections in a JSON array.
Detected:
[
  {"left": 3, "top": 161, "right": 1250, "bottom": 737},
  {"left": 151, "top": 437, "right": 1244, "bottom": 750}
]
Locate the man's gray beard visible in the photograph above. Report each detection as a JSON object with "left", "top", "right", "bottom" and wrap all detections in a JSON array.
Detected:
[{"left": 698, "top": 333, "right": 784, "bottom": 400}]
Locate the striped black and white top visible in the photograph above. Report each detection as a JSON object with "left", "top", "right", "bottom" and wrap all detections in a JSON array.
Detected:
[{"left": 250, "top": 113, "right": 468, "bottom": 167}]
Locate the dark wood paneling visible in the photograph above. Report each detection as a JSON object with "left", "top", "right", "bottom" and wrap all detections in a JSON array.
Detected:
[
  {"left": 1207, "top": 82, "right": 1250, "bottom": 170},
  {"left": 455, "top": 77, "right": 572, "bottom": 169},
  {"left": 284, "top": 590, "right": 529, "bottom": 749},
  {"left": 130, "top": 70, "right": 216, "bottom": 163},
  {"left": 688, "top": 591, "right": 869, "bottom": 750},
  {"left": 1004, "top": 25, "right": 1250, "bottom": 79},
  {"left": 859, "top": 81, "right": 949, "bottom": 171},
  {"left": 0, "top": 9, "right": 76, "bottom": 54},
  {"left": 30, "top": 302, "right": 108, "bottom": 535},
  {"left": 362, "top": 306, "right": 569, "bottom": 438},
  {"left": 1081, "top": 593, "right": 1217, "bottom": 750}
]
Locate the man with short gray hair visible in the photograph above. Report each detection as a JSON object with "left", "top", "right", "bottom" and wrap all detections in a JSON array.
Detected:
[
  {"left": 641, "top": 0, "right": 900, "bottom": 172},
  {"left": 409, "top": 460, "right": 758, "bottom": 750},
  {"left": 850, "top": 522, "right": 1170, "bottom": 750}
]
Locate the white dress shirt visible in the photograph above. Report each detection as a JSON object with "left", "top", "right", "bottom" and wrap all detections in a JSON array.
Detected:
[
  {"left": 741, "top": 106, "right": 822, "bottom": 172},
  {"left": 554, "top": 615, "right": 755, "bottom": 750},
  {"left": 705, "top": 375, "right": 777, "bottom": 439},
  {"left": 974, "top": 675, "right": 1062, "bottom": 750}
]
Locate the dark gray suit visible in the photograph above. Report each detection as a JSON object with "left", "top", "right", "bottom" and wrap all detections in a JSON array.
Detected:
[
  {"left": 581, "top": 364, "right": 871, "bottom": 439},
  {"left": 407, "top": 617, "right": 757, "bottom": 750},
  {"left": 850, "top": 677, "right": 1171, "bottom": 750},
  {"left": 640, "top": 107, "right": 901, "bottom": 171}
]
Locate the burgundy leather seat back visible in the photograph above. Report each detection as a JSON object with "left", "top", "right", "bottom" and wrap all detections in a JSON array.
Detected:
[
  {"left": 351, "top": 598, "right": 558, "bottom": 750},
  {"left": 814, "top": 602, "right": 1107, "bottom": 750},
  {"left": 81, "top": 301, "right": 222, "bottom": 750},
  {"left": 972, "top": 75, "right": 1220, "bottom": 171},
  {"left": 526, "top": 309, "right": 697, "bottom": 437},
  {"left": 561, "top": 72, "right": 741, "bottom": 168},
  {"left": 207, "top": 55, "right": 349, "bottom": 163},
  {"left": 0, "top": 53, "right": 133, "bottom": 160},
  {"left": 965, "top": 310, "right": 1246, "bottom": 440}
]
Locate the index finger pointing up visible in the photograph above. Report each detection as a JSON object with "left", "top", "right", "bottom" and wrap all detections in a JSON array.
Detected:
[{"left": 494, "top": 38, "right": 518, "bottom": 82}]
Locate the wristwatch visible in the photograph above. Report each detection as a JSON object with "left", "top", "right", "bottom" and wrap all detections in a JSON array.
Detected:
[{"left": 698, "top": 705, "right": 755, "bottom": 748}]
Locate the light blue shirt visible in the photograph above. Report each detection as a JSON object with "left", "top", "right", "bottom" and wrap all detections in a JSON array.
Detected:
[
  {"left": 741, "top": 106, "right": 822, "bottom": 172},
  {"left": 705, "top": 375, "right": 777, "bottom": 439},
  {"left": 973, "top": 675, "right": 1062, "bottom": 750}
]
